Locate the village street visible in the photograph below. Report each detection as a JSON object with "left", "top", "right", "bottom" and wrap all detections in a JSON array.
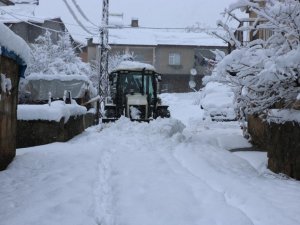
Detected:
[{"left": 0, "top": 92, "right": 300, "bottom": 225}]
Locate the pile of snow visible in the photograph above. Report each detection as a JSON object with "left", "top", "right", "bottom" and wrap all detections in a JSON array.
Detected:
[
  {"left": 267, "top": 109, "right": 300, "bottom": 124},
  {"left": 0, "top": 22, "right": 30, "bottom": 64},
  {"left": 160, "top": 92, "right": 205, "bottom": 126},
  {"left": 17, "top": 100, "right": 87, "bottom": 123},
  {"left": 102, "top": 116, "right": 185, "bottom": 139}
]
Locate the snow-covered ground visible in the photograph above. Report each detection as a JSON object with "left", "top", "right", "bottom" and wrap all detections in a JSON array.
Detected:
[{"left": 1, "top": 92, "right": 300, "bottom": 225}]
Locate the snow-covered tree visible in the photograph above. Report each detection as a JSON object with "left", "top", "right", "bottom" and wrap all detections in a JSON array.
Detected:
[
  {"left": 209, "top": 0, "right": 300, "bottom": 115},
  {"left": 26, "top": 30, "right": 91, "bottom": 76}
]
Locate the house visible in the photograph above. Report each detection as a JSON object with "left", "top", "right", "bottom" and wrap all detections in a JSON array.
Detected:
[
  {"left": 229, "top": 0, "right": 272, "bottom": 49},
  {"left": 88, "top": 20, "right": 227, "bottom": 93},
  {"left": 0, "top": 2, "right": 87, "bottom": 63},
  {"left": 0, "top": 22, "right": 30, "bottom": 170},
  {"left": 0, "top": 4, "right": 66, "bottom": 44}
]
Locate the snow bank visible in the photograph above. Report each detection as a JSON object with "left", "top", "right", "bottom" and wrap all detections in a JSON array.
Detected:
[
  {"left": 17, "top": 101, "right": 87, "bottom": 123},
  {"left": 103, "top": 116, "right": 185, "bottom": 138},
  {"left": 0, "top": 22, "right": 30, "bottom": 64},
  {"left": 2, "top": 92, "right": 300, "bottom": 225}
]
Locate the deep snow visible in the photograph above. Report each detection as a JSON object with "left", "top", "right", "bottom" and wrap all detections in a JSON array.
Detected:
[{"left": 1, "top": 92, "right": 300, "bottom": 225}]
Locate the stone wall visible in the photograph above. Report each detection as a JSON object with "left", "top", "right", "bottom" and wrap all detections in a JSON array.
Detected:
[
  {"left": 17, "top": 115, "right": 85, "bottom": 148},
  {"left": 248, "top": 115, "right": 300, "bottom": 180},
  {"left": 0, "top": 56, "right": 19, "bottom": 170}
]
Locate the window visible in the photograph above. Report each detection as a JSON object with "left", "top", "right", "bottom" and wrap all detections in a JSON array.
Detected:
[{"left": 169, "top": 53, "right": 181, "bottom": 66}]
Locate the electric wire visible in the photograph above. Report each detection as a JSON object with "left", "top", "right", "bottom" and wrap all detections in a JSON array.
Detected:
[
  {"left": 61, "top": 0, "right": 97, "bottom": 35},
  {"left": 0, "top": 7, "right": 95, "bottom": 37},
  {"left": 70, "top": 0, "right": 99, "bottom": 28},
  {"left": 0, "top": 10, "right": 100, "bottom": 31},
  {"left": 0, "top": 8, "right": 224, "bottom": 31},
  {"left": 0, "top": 5, "right": 229, "bottom": 41}
]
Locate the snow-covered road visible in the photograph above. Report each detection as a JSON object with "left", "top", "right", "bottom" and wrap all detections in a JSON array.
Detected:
[{"left": 1, "top": 93, "right": 300, "bottom": 225}]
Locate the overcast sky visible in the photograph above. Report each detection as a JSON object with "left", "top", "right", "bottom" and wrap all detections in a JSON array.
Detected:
[{"left": 34, "top": 0, "right": 238, "bottom": 42}]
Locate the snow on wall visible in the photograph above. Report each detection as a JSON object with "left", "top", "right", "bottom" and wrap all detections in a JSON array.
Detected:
[
  {"left": 0, "top": 22, "right": 30, "bottom": 64},
  {"left": 267, "top": 109, "right": 300, "bottom": 124},
  {"left": 17, "top": 100, "right": 87, "bottom": 123}
]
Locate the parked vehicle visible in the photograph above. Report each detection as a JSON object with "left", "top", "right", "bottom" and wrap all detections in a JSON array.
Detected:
[
  {"left": 102, "top": 61, "right": 170, "bottom": 122},
  {"left": 200, "top": 82, "right": 236, "bottom": 121}
]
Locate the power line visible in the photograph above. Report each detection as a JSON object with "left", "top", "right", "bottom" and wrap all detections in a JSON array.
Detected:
[
  {"left": 62, "top": 0, "right": 97, "bottom": 35},
  {"left": 0, "top": 7, "right": 225, "bottom": 32},
  {"left": 0, "top": 7, "right": 95, "bottom": 37},
  {"left": 70, "top": 0, "right": 99, "bottom": 28},
  {"left": 0, "top": 10, "right": 99, "bottom": 31}
]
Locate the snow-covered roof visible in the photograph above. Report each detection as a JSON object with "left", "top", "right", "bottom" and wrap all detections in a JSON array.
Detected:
[
  {"left": 0, "top": 21, "right": 30, "bottom": 63},
  {"left": 0, "top": 4, "right": 57, "bottom": 24},
  {"left": 93, "top": 28, "right": 227, "bottom": 47},
  {"left": 112, "top": 61, "right": 156, "bottom": 72},
  {"left": 0, "top": 4, "right": 39, "bottom": 23},
  {"left": 0, "top": 0, "right": 234, "bottom": 46}
]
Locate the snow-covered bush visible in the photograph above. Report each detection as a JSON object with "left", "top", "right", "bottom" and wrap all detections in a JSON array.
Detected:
[
  {"left": 26, "top": 30, "right": 91, "bottom": 76},
  {"left": 209, "top": 0, "right": 300, "bottom": 115}
]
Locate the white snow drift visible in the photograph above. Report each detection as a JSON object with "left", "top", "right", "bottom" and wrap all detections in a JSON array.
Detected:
[{"left": 0, "top": 92, "right": 300, "bottom": 225}]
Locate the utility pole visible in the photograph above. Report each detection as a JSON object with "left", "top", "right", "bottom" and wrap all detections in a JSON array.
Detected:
[{"left": 96, "top": 0, "right": 109, "bottom": 123}]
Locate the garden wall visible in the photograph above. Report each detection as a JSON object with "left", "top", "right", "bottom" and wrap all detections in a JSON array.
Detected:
[
  {"left": 17, "top": 113, "right": 95, "bottom": 148},
  {"left": 248, "top": 115, "right": 300, "bottom": 180}
]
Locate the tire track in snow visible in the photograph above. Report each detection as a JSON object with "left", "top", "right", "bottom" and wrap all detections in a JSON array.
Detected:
[
  {"left": 94, "top": 149, "right": 114, "bottom": 225},
  {"left": 153, "top": 139, "right": 255, "bottom": 225},
  {"left": 169, "top": 134, "right": 300, "bottom": 225}
]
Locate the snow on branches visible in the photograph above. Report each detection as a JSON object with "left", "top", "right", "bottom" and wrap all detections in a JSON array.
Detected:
[
  {"left": 26, "top": 30, "right": 91, "bottom": 77},
  {"left": 210, "top": 0, "right": 300, "bottom": 115}
]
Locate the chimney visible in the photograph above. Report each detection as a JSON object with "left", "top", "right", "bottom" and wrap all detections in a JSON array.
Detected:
[{"left": 131, "top": 18, "right": 139, "bottom": 27}]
